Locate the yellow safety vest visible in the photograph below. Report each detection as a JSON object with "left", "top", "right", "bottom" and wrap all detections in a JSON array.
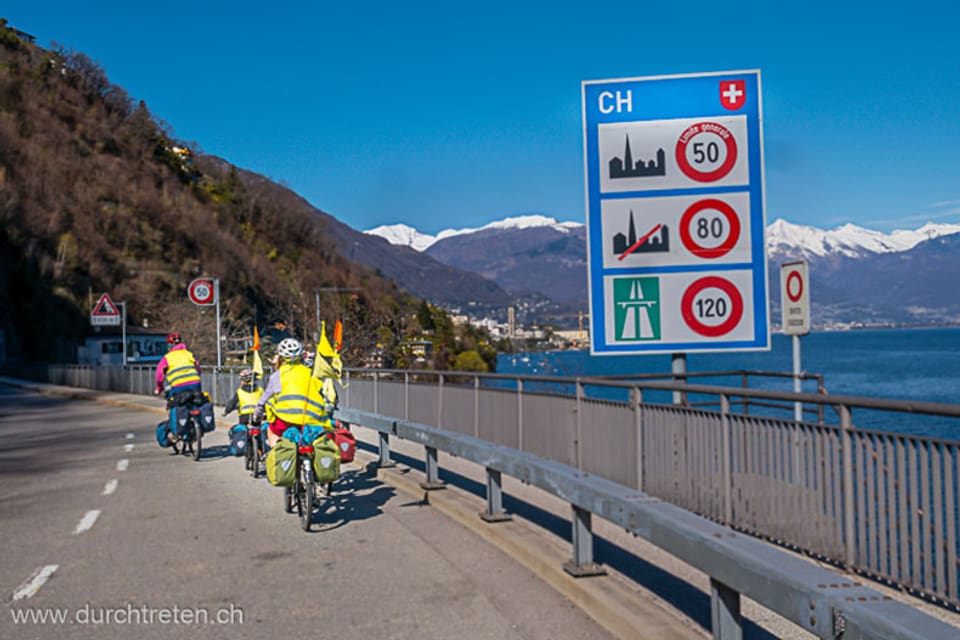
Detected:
[
  {"left": 165, "top": 349, "right": 200, "bottom": 388},
  {"left": 236, "top": 387, "right": 263, "bottom": 416},
  {"left": 273, "top": 364, "right": 329, "bottom": 426}
]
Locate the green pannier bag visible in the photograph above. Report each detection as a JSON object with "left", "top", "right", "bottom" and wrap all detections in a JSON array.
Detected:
[
  {"left": 311, "top": 434, "right": 340, "bottom": 485},
  {"left": 266, "top": 439, "right": 297, "bottom": 487}
]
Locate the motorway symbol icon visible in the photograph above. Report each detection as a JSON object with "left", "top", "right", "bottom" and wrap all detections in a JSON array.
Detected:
[{"left": 614, "top": 277, "right": 661, "bottom": 341}]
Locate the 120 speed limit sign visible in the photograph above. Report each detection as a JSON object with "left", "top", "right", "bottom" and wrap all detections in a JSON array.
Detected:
[{"left": 680, "top": 276, "right": 744, "bottom": 337}]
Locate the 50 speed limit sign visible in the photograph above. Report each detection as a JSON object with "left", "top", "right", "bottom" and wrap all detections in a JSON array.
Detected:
[
  {"left": 187, "top": 278, "right": 216, "bottom": 306},
  {"left": 583, "top": 70, "right": 769, "bottom": 354}
]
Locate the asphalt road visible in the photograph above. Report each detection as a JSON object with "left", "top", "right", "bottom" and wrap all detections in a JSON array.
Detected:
[{"left": 0, "top": 386, "right": 613, "bottom": 639}]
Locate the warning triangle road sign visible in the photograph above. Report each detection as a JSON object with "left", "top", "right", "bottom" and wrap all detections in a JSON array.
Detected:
[
  {"left": 91, "top": 293, "right": 121, "bottom": 326},
  {"left": 92, "top": 293, "right": 120, "bottom": 316}
]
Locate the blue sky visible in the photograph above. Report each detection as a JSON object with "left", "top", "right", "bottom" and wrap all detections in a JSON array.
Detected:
[{"left": 4, "top": 2, "right": 958, "bottom": 235}]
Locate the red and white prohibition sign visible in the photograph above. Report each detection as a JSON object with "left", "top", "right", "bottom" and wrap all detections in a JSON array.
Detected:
[
  {"left": 187, "top": 278, "right": 216, "bottom": 306},
  {"left": 680, "top": 276, "right": 744, "bottom": 337},
  {"left": 785, "top": 269, "right": 804, "bottom": 303},
  {"left": 675, "top": 121, "right": 738, "bottom": 182}
]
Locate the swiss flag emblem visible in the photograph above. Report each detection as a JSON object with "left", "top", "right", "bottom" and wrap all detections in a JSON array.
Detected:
[{"left": 720, "top": 80, "right": 746, "bottom": 110}]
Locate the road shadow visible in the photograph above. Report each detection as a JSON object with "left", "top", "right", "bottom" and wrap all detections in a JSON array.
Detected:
[
  {"left": 356, "top": 442, "right": 778, "bottom": 640},
  {"left": 305, "top": 466, "right": 396, "bottom": 533}
]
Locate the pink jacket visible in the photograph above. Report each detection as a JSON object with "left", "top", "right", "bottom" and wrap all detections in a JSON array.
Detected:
[{"left": 154, "top": 344, "right": 201, "bottom": 392}]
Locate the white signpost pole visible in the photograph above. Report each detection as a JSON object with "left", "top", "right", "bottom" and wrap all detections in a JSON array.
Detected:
[
  {"left": 215, "top": 278, "right": 222, "bottom": 371},
  {"left": 120, "top": 302, "right": 127, "bottom": 367}
]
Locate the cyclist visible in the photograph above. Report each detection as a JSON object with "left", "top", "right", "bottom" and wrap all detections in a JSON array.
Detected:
[
  {"left": 223, "top": 368, "right": 262, "bottom": 424},
  {"left": 154, "top": 332, "right": 202, "bottom": 400},
  {"left": 255, "top": 338, "right": 330, "bottom": 448}
]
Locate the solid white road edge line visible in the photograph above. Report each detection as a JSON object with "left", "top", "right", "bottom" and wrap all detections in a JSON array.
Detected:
[
  {"left": 73, "top": 510, "right": 101, "bottom": 534},
  {"left": 103, "top": 479, "right": 118, "bottom": 496},
  {"left": 11, "top": 565, "right": 59, "bottom": 601}
]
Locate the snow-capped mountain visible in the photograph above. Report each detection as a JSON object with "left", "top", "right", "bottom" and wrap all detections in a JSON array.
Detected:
[
  {"left": 363, "top": 223, "right": 436, "bottom": 251},
  {"left": 366, "top": 215, "right": 583, "bottom": 251},
  {"left": 364, "top": 214, "right": 960, "bottom": 327},
  {"left": 766, "top": 218, "right": 960, "bottom": 260},
  {"left": 369, "top": 215, "right": 960, "bottom": 262}
]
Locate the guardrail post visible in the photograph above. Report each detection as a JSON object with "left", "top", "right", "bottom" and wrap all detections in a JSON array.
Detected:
[
  {"left": 634, "top": 387, "right": 644, "bottom": 492},
  {"left": 377, "top": 429, "right": 396, "bottom": 469},
  {"left": 473, "top": 376, "right": 480, "bottom": 438},
  {"left": 563, "top": 505, "right": 606, "bottom": 577},
  {"left": 840, "top": 404, "right": 855, "bottom": 568},
  {"left": 721, "top": 394, "right": 732, "bottom": 524},
  {"left": 421, "top": 445, "right": 446, "bottom": 490},
  {"left": 575, "top": 378, "right": 583, "bottom": 470},
  {"left": 517, "top": 378, "right": 524, "bottom": 452},
  {"left": 710, "top": 578, "right": 742, "bottom": 640},
  {"left": 480, "top": 467, "right": 512, "bottom": 522},
  {"left": 438, "top": 374, "right": 444, "bottom": 429}
]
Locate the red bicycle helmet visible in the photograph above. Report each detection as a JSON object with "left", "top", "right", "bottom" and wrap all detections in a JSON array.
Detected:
[{"left": 166, "top": 332, "right": 182, "bottom": 345}]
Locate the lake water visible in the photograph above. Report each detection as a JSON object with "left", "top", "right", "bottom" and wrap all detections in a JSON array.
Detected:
[{"left": 497, "top": 327, "right": 960, "bottom": 440}]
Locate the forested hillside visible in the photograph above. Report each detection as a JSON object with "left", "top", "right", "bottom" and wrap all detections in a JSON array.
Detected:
[{"left": 0, "top": 21, "right": 413, "bottom": 364}]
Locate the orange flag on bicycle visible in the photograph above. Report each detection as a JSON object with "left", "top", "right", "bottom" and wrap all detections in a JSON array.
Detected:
[{"left": 251, "top": 325, "right": 264, "bottom": 377}]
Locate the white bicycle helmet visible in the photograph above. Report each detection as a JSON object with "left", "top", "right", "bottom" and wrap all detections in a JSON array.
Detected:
[{"left": 276, "top": 338, "right": 303, "bottom": 360}]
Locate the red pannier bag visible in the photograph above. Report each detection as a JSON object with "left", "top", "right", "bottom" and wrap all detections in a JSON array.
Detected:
[{"left": 333, "top": 425, "right": 356, "bottom": 463}]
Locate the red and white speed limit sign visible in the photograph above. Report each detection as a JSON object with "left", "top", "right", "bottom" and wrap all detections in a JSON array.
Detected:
[
  {"left": 680, "top": 276, "right": 744, "bottom": 337},
  {"left": 679, "top": 198, "right": 741, "bottom": 259},
  {"left": 675, "top": 121, "right": 738, "bottom": 182},
  {"left": 187, "top": 278, "right": 216, "bottom": 306}
]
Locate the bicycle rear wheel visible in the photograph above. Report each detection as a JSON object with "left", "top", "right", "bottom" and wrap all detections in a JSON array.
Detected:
[
  {"left": 192, "top": 424, "right": 202, "bottom": 461},
  {"left": 245, "top": 434, "right": 255, "bottom": 474},
  {"left": 300, "top": 459, "right": 314, "bottom": 531}
]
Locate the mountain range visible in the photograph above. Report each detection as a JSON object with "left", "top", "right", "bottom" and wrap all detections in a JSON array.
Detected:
[{"left": 366, "top": 217, "right": 960, "bottom": 328}]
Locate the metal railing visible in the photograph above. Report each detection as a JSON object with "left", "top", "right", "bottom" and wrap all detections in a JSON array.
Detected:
[
  {"left": 340, "top": 368, "right": 960, "bottom": 611},
  {"left": 48, "top": 364, "right": 960, "bottom": 614}
]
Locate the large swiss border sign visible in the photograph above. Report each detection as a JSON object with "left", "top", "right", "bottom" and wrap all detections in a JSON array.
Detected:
[{"left": 582, "top": 70, "right": 769, "bottom": 355}]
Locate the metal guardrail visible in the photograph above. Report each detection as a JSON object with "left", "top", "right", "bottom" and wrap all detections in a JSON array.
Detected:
[
  {"left": 48, "top": 364, "right": 960, "bottom": 635},
  {"left": 337, "top": 407, "right": 957, "bottom": 640},
  {"left": 341, "top": 369, "right": 960, "bottom": 611}
]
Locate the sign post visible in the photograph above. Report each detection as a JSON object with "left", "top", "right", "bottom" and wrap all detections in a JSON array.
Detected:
[
  {"left": 781, "top": 261, "right": 810, "bottom": 421},
  {"left": 188, "top": 277, "right": 222, "bottom": 373},
  {"left": 119, "top": 301, "right": 127, "bottom": 367},
  {"left": 581, "top": 70, "right": 769, "bottom": 356}
]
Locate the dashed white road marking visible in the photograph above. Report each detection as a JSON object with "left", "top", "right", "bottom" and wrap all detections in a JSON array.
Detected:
[
  {"left": 116, "top": 459, "right": 129, "bottom": 471},
  {"left": 124, "top": 443, "right": 134, "bottom": 452},
  {"left": 12, "top": 565, "right": 58, "bottom": 601},
  {"left": 73, "top": 510, "right": 101, "bottom": 535},
  {"left": 125, "top": 433, "right": 135, "bottom": 440},
  {"left": 102, "top": 479, "right": 118, "bottom": 496}
]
